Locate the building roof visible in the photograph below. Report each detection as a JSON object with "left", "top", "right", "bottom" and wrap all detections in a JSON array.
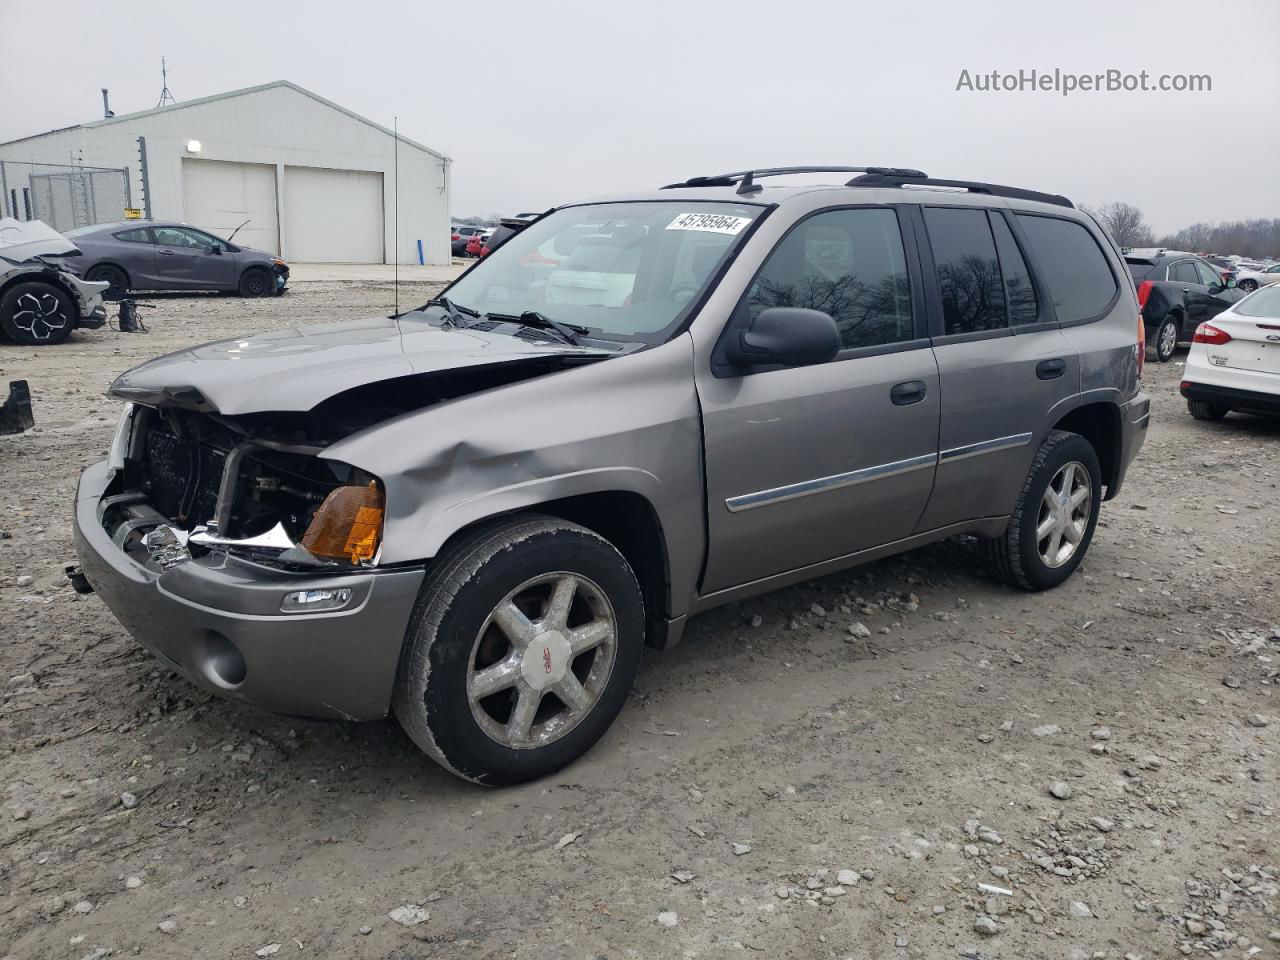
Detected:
[{"left": 0, "top": 80, "right": 449, "bottom": 162}]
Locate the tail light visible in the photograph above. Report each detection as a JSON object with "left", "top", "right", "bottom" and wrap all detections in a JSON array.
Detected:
[
  {"left": 1136, "top": 312, "right": 1145, "bottom": 379},
  {"left": 1135, "top": 280, "right": 1153, "bottom": 310},
  {"left": 1193, "top": 323, "right": 1231, "bottom": 346}
]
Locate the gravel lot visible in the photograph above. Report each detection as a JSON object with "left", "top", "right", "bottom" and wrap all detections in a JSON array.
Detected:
[{"left": 1, "top": 279, "right": 1277, "bottom": 960}]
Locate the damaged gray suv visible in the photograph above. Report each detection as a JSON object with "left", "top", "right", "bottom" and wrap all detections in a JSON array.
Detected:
[{"left": 73, "top": 166, "right": 1149, "bottom": 784}]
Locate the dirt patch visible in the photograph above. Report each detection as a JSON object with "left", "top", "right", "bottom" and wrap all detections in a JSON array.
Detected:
[{"left": 1, "top": 285, "right": 1277, "bottom": 959}]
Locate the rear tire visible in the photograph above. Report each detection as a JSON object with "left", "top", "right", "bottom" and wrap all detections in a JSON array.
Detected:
[
  {"left": 238, "top": 267, "right": 272, "bottom": 297},
  {"left": 1154, "top": 316, "right": 1179, "bottom": 362},
  {"left": 393, "top": 515, "right": 644, "bottom": 785},
  {"left": 85, "top": 264, "right": 129, "bottom": 301},
  {"left": 1187, "top": 399, "right": 1228, "bottom": 421},
  {"left": 0, "top": 281, "right": 76, "bottom": 346},
  {"left": 1238, "top": 279, "right": 1258, "bottom": 293},
  {"left": 983, "top": 430, "right": 1102, "bottom": 592}
]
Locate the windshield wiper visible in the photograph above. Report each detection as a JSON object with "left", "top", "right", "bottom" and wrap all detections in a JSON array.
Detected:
[
  {"left": 425, "top": 296, "right": 481, "bottom": 327},
  {"left": 488, "top": 311, "right": 588, "bottom": 345}
]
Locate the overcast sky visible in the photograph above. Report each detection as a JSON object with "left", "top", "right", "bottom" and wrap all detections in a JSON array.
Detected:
[{"left": 2, "top": 0, "right": 1276, "bottom": 234}]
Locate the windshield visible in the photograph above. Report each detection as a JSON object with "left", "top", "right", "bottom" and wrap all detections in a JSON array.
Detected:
[
  {"left": 1236, "top": 284, "right": 1280, "bottom": 317},
  {"left": 441, "top": 201, "right": 764, "bottom": 341}
]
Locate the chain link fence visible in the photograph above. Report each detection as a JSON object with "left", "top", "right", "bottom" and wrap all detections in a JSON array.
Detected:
[{"left": 0, "top": 160, "right": 133, "bottom": 232}]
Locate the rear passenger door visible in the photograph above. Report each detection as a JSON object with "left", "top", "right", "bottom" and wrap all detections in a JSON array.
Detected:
[
  {"left": 912, "top": 205, "right": 1079, "bottom": 532},
  {"left": 1169, "top": 259, "right": 1210, "bottom": 328}
]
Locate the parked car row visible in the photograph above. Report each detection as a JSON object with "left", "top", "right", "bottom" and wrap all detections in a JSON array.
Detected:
[{"left": 1126, "top": 249, "right": 1247, "bottom": 362}]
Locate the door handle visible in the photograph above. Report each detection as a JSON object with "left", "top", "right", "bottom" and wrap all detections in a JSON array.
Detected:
[
  {"left": 158, "top": 250, "right": 176, "bottom": 256},
  {"left": 890, "top": 380, "right": 927, "bottom": 405},
  {"left": 1036, "top": 359, "right": 1066, "bottom": 380},
  {"left": 1180, "top": 288, "right": 1190, "bottom": 293}
]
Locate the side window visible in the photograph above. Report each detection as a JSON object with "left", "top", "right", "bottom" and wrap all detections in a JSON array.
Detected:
[
  {"left": 113, "top": 228, "right": 151, "bottom": 244},
  {"left": 990, "top": 215, "right": 1039, "bottom": 325},
  {"left": 922, "top": 207, "right": 1007, "bottom": 335},
  {"left": 1015, "top": 215, "right": 1119, "bottom": 322},
  {"left": 1171, "top": 261, "right": 1199, "bottom": 284},
  {"left": 1194, "top": 260, "right": 1220, "bottom": 286},
  {"left": 747, "top": 208, "right": 914, "bottom": 351},
  {"left": 154, "top": 226, "right": 217, "bottom": 250}
]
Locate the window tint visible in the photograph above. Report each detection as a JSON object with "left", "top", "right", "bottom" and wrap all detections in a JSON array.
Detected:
[
  {"left": 923, "top": 207, "right": 1007, "bottom": 335},
  {"left": 990, "top": 215, "right": 1039, "bottom": 325},
  {"left": 1194, "top": 260, "right": 1220, "bottom": 286},
  {"left": 154, "top": 226, "right": 218, "bottom": 250},
  {"left": 113, "top": 228, "right": 151, "bottom": 244},
  {"left": 747, "top": 208, "right": 914, "bottom": 350},
  {"left": 1126, "top": 260, "right": 1155, "bottom": 281},
  {"left": 1171, "top": 261, "right": 1199, "bottom": 284},
  {"left": 1015, "top": 215, "right": 1119, "bottom": 322}
]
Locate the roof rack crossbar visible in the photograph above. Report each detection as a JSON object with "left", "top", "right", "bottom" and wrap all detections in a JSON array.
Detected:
[
  {"left": 846, "top": 173, "right": 1072, "bottom": 208},
  {"left": 662, "top": 166, "right": 929, "bottom": 195}
]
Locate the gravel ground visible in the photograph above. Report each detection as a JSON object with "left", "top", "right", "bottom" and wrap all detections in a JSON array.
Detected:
[{"left": 1, "top": 281, "right": 1277, "bottom": 960}]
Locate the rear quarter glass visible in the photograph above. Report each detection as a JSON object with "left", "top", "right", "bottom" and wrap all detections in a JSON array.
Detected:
[{"left": 1126, "top": 262, "right": 1155, "bottom": 281}]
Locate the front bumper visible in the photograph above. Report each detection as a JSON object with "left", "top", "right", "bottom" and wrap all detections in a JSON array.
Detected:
[
  {"left": 1109, "top": 391, "right": 1150, "bottom": 499},
  {"left": 72, "top": 460, "right": 424, "bottom": 720}
]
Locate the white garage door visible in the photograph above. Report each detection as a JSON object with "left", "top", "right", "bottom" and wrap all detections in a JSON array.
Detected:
[
  {"left": 283, "top": 166, "right": 384, "bottom": 263},
  {"left": 181, "top": 159, "right": 279, "bottom": 255}
]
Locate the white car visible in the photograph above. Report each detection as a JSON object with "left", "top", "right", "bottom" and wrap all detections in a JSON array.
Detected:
[
  {"left": 1181, "top": 284, "right": 1280, "bottom": 421},
  {"left": 1234, "top": 262, "right": 1280, "bottom": 293}
]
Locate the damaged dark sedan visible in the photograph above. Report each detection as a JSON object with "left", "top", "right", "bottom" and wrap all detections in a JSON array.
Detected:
[{"left": 74, "top": 173, "right": 1148, "bottom": 784}]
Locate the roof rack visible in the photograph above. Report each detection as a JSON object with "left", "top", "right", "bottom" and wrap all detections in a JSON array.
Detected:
[
  {"left": 845, "top": 172, "right": 1072, "bottom": 208},
  {"left": 662, "top": 166, "right": 929, "bottom": 196}
]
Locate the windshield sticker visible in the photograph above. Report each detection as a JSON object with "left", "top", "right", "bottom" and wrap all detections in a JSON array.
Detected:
[{"left": 666, "top": 213, "right": 752, "bottom": 235}]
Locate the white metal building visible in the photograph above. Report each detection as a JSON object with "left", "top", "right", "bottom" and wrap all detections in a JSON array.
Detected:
[{"left": 0, "top": 81, "right": 452, "bottom": 264}]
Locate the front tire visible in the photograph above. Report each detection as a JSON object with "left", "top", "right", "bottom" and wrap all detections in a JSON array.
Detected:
[
  {"left": 1187, "top": 399, "right": 1228, "bottom": 421},
  {"left": 1154, "top": 316, "right": 1179, "bottom": 362},
  {"left": 0, "top": 281, "right": 75, "bottom": 346},
  {"left": 393, "top": 515, "right": 644, "bottom": 785},
  {"left": 238, "top": 267, "right": 272, "bottom": 297},
  {"left": 983, "top": 431, "right": 1102, "bottom": 591}
]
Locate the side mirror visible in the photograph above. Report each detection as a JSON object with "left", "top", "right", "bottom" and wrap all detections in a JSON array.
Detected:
[
  {"left": 208, "top": 245, "right": 222, "bottom": 256},
  {"left": 723, "top": 307, "right": 840, "bottom": 369}
]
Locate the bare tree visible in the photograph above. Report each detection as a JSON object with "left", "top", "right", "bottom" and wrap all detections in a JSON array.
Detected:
[
  {"left": 1159, "top": 218, "right": 1280, "bottom": 259},
  {"left": 1087, "top": 202, "right": 1155, "bottom": 247}
]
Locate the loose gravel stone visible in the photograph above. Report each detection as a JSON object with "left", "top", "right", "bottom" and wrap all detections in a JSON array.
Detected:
[
  {"left": 1048, "top": 780, "right": 1072, "bottom": 799},
  {"left": 974, "top": 916, "right": 1000, "bottom": 936},
  {"left": 158, "top": 920, "right": 177, "bottom": 935},
  {"left": 657, "top": 911, "right": 678, "bottom": 927},
  {"left": 1069, "top": 901, "right": 1094, "bottom": 920}
]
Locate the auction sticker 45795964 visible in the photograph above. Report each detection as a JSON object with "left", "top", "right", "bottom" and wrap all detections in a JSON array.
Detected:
[{"left": 666, "top": 212, "right": 753, "bottom": 235}]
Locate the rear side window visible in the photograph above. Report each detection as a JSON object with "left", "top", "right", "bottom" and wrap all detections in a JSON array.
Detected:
[
  {"left": 990, "top": 215, "right": 1039, "bottom": 325},
  {"left": 922, "top": 207, "right": 1007, "bottom": 335},
  {"left": 1015, "top": 215, "right": 1118, "bottom": 322},
  {"left": 1125, "top": 259, "right": 1155, "bottom": 281},
  {"left": 747, "top": 207, "right": 915, "bottom": 350},
  {"left": 113, "top": 228, "right": 151, "bottom": 243},
  {"left": 1171, "top": 261, "right": 1199, "bottom": 284}
]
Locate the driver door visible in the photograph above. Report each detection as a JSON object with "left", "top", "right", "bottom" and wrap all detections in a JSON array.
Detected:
[
  {"left": 696, "top": 206, "right": 940, "bottom": 595},
  {"left": 151, "top": 226, "right": 235, "bottom": 289}
]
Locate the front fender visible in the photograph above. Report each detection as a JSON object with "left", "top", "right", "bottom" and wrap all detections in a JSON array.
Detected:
[{"left": 321, "top": 336, "right": 706, "bottom": 617}]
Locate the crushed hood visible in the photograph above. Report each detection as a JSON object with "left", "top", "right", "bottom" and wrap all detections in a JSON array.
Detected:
[
  {"left": 108, "top": 313, "right": 617, "bottom": 414},
  {"left": 0, "top": 218, "right": 80, "bottom": 262}
]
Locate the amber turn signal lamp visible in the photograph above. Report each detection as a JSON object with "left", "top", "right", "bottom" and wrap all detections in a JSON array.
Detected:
[{"left": 300, "top": 481, "right": 384, "bottom": 564}]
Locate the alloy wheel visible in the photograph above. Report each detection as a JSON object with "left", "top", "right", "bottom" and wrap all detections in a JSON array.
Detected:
[
  {"left": 466, "top": 572, "right": 617, "bottom": 749},
  {"left": 11, "top": 291, "right": 70, "bottom": 341},
  {"left": 1035, "top": 461, "right": 1091, "bottom": 568},
  {"left": 1159, "top": 321, "right": 1178, "bottom": 359}
]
